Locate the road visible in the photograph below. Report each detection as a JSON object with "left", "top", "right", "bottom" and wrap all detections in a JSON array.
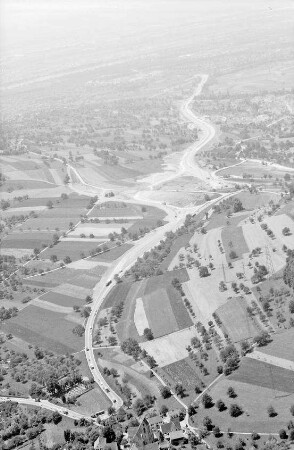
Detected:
[
  {"left": 0, "top": 396, "right": 95, "bottom": 423},
  {"left": 83, "top": 75, "right": 238, "bottom": 409}
]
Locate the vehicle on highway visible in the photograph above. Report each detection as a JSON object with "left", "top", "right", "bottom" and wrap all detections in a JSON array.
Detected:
[
  {"left": 91, "top": 366, "right": 94, "bottom": 369},
  {"left": 106, "top": 280, "right": 112, "bottom": 286}
]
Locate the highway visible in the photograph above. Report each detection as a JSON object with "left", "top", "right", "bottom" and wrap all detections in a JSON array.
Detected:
[{"left": 83, "top": 74, "right": 236, "bottom": 409}]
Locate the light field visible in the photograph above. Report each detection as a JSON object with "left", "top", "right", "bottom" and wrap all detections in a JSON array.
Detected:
[
  {"left": 141, "top": 327, "right": 196, "bottom": 367},
  {"left": 134, "top": 298, "right": 149, "bottom": 335}
]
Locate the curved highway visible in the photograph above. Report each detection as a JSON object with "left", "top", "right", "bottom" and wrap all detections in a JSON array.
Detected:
[{"left": 83, "top": 74, "right": 235, "bottom": 409}]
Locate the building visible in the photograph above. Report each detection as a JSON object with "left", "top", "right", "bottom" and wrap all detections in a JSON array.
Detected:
[
  {"left": 160, "top": 418, "right": 181, "bottom": 438},
  {"left": 94, "top": 437, "right": 118, "bottom": 450},
  {"left": 169, "top": 430, "right": 187, "bottom": 446},
  {"left": 147, "top": 416, "right": 163, "bottom": 431},
  {"left": 130, "top": 417, "right": 155, "bottom": 447}
]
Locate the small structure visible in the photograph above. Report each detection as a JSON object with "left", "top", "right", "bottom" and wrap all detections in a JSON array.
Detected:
[
  {"left": 147, "top": 416, "right": 163, "bottom": 431},
  {"left": 169, "top": 430, "right": 187, "bottom": 446},
  {"left": 94, "top": 436, "right": 118, "bottom": 450}
]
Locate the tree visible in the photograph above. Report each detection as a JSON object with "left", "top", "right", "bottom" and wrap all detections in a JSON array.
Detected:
[
  {"left": 47, "top": 200, "right": 53, "bottom": 209},
  {"left": 64, "top": 174, "right": 70, "bottom": 184},
  {"left": 64, "top": 429, "right": 71, "bottom": 442},
  {"left": 72, "top": 325, "right": 85, "bottom": 337},
  {"left": 195, "top": 385, "right": 202, "bottom": 394},
  {"left": 108, "top": 406, "right": 116, "bottom": 416},
  {"left": 63, "top": 256, "right": 72, "bottom": 264},
  {"left": 233, "top": 199, "right": 244, "bottom": 213},
  {"left": 253, "top": 331, "right": 271, "bottom": 347},
  {"left": 52, "top": 411, "right": 62, "bottom": 424},
  {"left": 290, "top": 404, "right": 294, "bottom": 416},
  {"left": 229, "top": 404, "right": 243, "bottom": 417},
  {"left": 289, "top": 429, "right": 294, "bottom": 441},
  {"left": 267, "top": 405, "right": 277, "bottom": 417},
  {"left": 201, "top": 393, "right": 213, "bottom": 408},
  {"left": 227, "top": 387, "right": 236, "bottom": 398},
  {"left": 279, "top": 429, "right": 287, "bottom": 439},
  {"left": 188, "top": 404, "right": 196, "bottom": 416},
  {"left": 143, "top": 328, "right": 154, "bottom": 341},
  {"left": 282, "top": 227, "right": 291, "bottom": 236},
  {"left": 146, "top": 355, "right": 157, "bottom": 369},
  {"left": 289, "top": 300, "right": 294, "bottom": 314},
  {"left": 199, "top": 266, "right": 209, "bottom": 278},
  {"left": 216, "top": 399, "right": 226, "bottom": 411},
  {"left": 160, "top": 386, "right": 171, "bottom": 399},
  {"left": 190, "top": 434, "right": 201, "bottom": 448},
  {"left": 103, "top": 426, "right": 116, "bottom": 443},
  {"left": 251, "top": 432, "right": 260, "bottom": 441},
  {"left": 52, "top": 233, "right": 59, "bottom": 245},
  {"left": 50, "top": 254, "right": 58, "bottom": 263},
  {"left": 203, "top": 416, "right": 213, "bottom": 430},
  {"left": 229, "top": 250, "right": 238, "bottom": 260},
  {"left": 133, "top": 398, "right": 146, "bottom": 416},
  {"left": 160, "top": 404, "right": 169, "bottom": 416},
  {"left": 175, "top": 383, "right": 185, "bottom": 398},
  {"left": 143, "top": 394, "right": 154, "bottom": 408}
]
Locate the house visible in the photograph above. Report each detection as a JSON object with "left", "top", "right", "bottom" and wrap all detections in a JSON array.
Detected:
[
  {"left": 169, "top": 431, "right": 187, "bottom": 446},
  {"left": 94, "top": 436, "right": 118, "bottom": 450},
  {"left": 94, "top": 437, "right": 107, "bottom": 450},
  {"left": 160, "top": 418, "right": 181, "bottom": 438},
  {"left": 158, "top": 440, "right": 170, "bottom": 450},
  {"left": 117, "top": 407, "right": 128, "bottom": 422},
  {"left": 147, "top": 416, "right": 163, "bottom": 431},
  {"left": 130, "top": 418, "right": 155, "bottom": 447},
  {"left": 143, "top": 444, "right": 159, "bottom": 450}
]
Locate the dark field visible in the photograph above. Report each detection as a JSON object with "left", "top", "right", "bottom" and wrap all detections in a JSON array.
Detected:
[
  {"left": 217, "top": 297, "right": 259, "bottom": 342},
  {"left": 2, "top": 306, "right": 84, "bottom": 354},
  {"left": 221, "top": 225, "right": 249, "bottom": 262},
  {"left": 229, "top": 357, "right": 294, "bottom": 393},
  {"left": 42, "top": 241, "right": 100, "bottom": 261},
  {"left": 2, "top": 232, "right": 54, "bottom": 249},
  {"left": 40, "top": 291, "right": 85, "bottom": 307}
]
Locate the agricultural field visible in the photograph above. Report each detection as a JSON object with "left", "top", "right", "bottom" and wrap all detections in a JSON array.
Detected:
[
  {"left": 41, "top": 241, "right": 102, "bottom": 261},
  {"left": 229, "top": 357, "right": 294, "bottom": 394},
  {"left": 141, "top": 327, "right": 196, "bottom": 367},
  {"left": 217, "top": 160, "right": 293, "bottom": 181},
  {"left": 252, "top": 275, "right": 294, "bottom": 330},
  {"left": 257, "top": 329, "right": 294, "bottom": 362},
  {"left": 100, "top": 270, "right": 192, "bottom": 346},
  {"left": 70, "top": 387, "right": 111, "bottom": 416},
  {"left": 91, "top": 243, "right": 133, "bottom": 262},
  {"left": 1, "top": 232, "right": 55, "bottom": 250},
  {"left": 216, "top": 297, "right": 260, "bottom": 343},
  {"left": 1, "top": 305, "right": 85, "bottom": 354},
  {"left": 195, "top": 375, "right": 294, "bottom": 434},
  {"left": 221, "top": 225, "right": 249, "bottom": 263}
]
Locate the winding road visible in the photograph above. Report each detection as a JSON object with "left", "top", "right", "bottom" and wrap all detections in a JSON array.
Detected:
[{"left": 82, "top": 74, "right": 236, "bottom": 409}]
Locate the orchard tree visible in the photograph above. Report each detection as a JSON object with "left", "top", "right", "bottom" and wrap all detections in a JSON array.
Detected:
[{"left": 160, "top": 386, "right": 171, "bottom": 399}]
